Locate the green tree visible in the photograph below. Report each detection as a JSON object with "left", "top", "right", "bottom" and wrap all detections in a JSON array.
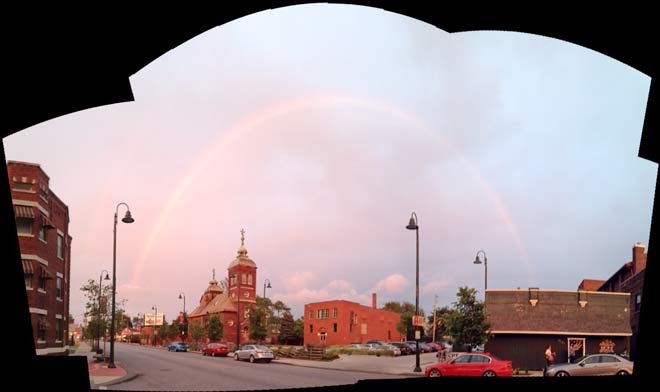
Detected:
[
  {"left": 206, "top": 315, "right": 223, "bottom": 341},
  {"left": 426, "top": 306, "right": 455, "bottom": 341},
  {"left": 158, "top": 317, "right": 170, "bottom": 343},
  {"left": 80, "top": 278, "right": 124, "bottom": 347},
  {"left": 278, "top": 310, "right": 295, "bottom": 344},
  {"left": 291, "top": 316, "right": 305, "bottom": 345},
  {"left": 247, "top": 303, "right": 270, "bottom": 342},
  {"left": 442, "top": 287, "right": 490, "bottom": 350},
  {"left": 190, "top": 320, "right": 204, "bottom": 342},
  {"left": 384, "top": 301, "right": 424, "bottom": 340}
]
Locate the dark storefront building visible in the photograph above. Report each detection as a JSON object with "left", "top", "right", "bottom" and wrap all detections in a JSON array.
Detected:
[{"left": 485, "top": 289, "right": 631, "bottom": 371}]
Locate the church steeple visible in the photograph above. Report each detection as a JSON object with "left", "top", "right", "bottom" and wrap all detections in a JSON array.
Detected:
[{"left": 237, "top": 228, "right": 248, "bottom": 258}]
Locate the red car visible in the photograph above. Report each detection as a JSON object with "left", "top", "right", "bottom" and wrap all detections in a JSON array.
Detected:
[
  {"left": 425, "top": 353, "right": 513, "bottom": 377},
  {"left": 202, "top": 343, "right": 229, "bottom": 357}
]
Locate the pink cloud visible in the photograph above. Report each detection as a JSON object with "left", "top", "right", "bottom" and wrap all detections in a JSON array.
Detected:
[
  {"left": 373, "top": 273, "right": 408, "bottom": 294},
  {"left": 421, "top": 278, "right": 455, "bottom": 295}
]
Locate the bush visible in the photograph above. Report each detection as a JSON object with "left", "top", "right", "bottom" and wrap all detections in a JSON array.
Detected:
[{"left": 322, "top": 352, "right": 339, "bottom": 360}]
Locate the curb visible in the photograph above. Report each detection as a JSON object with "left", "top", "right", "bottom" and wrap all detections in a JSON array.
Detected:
[
  {"left": 272, "top": 359, "right": 428, "bottom": 377},
  {"left": 92, "top": 369, "right": 140, "bottom": 387}
]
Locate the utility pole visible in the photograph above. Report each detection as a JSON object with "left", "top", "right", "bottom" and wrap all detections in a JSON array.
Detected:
[{"left": 432, "top": 295, "right": 438, "bottom": 343}]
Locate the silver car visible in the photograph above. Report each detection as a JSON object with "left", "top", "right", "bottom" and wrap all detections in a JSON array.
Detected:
[
  {"left": 544, "top": 354, "right": 633, "bottom": 377},
  {"left": 234, "top": 344, "right": 274, "bottom": 363}
]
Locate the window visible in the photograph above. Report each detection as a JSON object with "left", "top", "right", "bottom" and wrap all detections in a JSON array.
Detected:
[
  {"left": 600, "top": 356, "right": 619, "bottom": 363},
  {"left": 247, "top": 273, "right": 252, "bottom": 285},
  {"left": 16, "top": 218, "right": 33, "bottom": 234},
  {"left": 241, "top": 273, "right": 247, "bottom": 284},
  {"left": 39, "top": 225, "right": 46, "bottom": 242},
  {"left": 13, "top": 182, "right": 33, "bottom": 192},
  {"left": 37, "top": 316, "right": 46, "bottom": 341},
  {"left": 635, "top": 293, "right": 642, "bottom": 311},
  {"left": 55, "top": 319, "right": 62, "bottom": 341},
  {"left": 56, "top": 277, "right": 62, "bottom": 299},
  {"left": 57, "top": 234, "right": 63, "bottom": 258},
  {"left": 39, "top": 274, "right": 48, "bottom": 291},
  {"left": 309, "top": 324, "right": 313, "bottom": 333},
  {"left": 333, "top": 308, "right": 337, "bottom": 318},
  {"left": 332, "top": 323, "right": 337, "bottom": 332},
  {"left": 308, "top": 310, "right": 313, "bottom": 319},
  {"left": 584, "top": 356, "right": 600, "bottom": 364},
  {"left": 387, "top": 330, "right": 391, "bottom": 340},
  {"left": 454, "top": 355, "right": 470, "bottom": 363},
  {"left": 24, "top": 273, "right": 32, "bottom": 288}
]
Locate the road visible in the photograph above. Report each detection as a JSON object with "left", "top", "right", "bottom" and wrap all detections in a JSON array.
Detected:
[{"left": 109, "top": 344, "right": 400, "bottom": 390}]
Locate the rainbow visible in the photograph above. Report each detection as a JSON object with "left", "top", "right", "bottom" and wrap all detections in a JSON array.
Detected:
[{"left": 129, "top": 94, "right": 533, "bottom": 287}]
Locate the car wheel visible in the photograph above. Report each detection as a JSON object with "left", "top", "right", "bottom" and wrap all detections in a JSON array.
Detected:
[
  {"left": 616, "top": 370, "right": 630, "bottom": 376},
  {"left": 429, "top": 369, "right": 441, "bottom": 377},
  {"left": 249, "top": 355, "right": 255, "bottom": 363},
  {"left": 555, "top": 371, "right": 569, "bottom": 377},
  {"left": 483, "top": 370, "right": 496, "bottom": 377},
  {"left": 234, "top": 353, "right": 239, "bottom": 361}
]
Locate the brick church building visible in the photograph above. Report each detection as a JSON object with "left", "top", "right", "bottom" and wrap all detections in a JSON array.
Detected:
[{"left": 187, "top": 229, "right": 257, "bottom": 349}]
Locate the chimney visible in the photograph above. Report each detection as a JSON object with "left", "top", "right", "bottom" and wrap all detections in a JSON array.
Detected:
[
  {"left": 633, "top": 242, "right": 647, "bottom": 274},
  {"left": 372, "top": 293, "right": 377, "bottom": 309}
]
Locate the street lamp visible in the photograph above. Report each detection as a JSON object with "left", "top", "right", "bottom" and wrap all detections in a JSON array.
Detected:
[
  {"left": 473, "top": 250, "right": 488, "bottom": 292},
  {"left": 152, "top": 305, "right": 158, "bottom": 346},
  {"left": 108, "top": 202, "right": 134, "bottom": 369},
  {"left": 178, "top": 292, "right": 186, "bottom": 341},
  {"left": 97, "top": 270, "right": 110, "bottom": 352},
  {"left": 405, "top": 212, "right": 421, "bottom": 373},
  {"left": 263, "top": 279, "right": 272, "bottom": 299}
]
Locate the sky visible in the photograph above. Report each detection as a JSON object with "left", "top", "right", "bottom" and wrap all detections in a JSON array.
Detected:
[{"left": 3, "top": 4, "right": 656, "bottom": 324}]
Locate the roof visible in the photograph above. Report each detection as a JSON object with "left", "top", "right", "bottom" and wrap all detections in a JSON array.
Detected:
[
  {"left": 578, "top": 279, "right": 606, "bottom": 291},
  {"left": 188, "top": 290, "right": 236, "bottom": 318},
  {"left": 486, "top": 289, "right": 632, "bottom": 336}
]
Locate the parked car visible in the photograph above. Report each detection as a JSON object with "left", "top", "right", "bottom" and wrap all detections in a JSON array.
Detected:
[
  {"left": 234, "top": 344, "right": 274, "bottom": 363},
  {"left": 390, "top": 342, "right": 412, "bottom": 355},
  {"left": 543, "top": 354, "right": 633, "bottom": 377},
  {"left": 202, "top": 343, "right": 229, "bottom": 357},
  {"left": 167, "top": 342, "right": 188, "bottom": 352},
  {"left": 424, "top": 353, "right": 513, "bottom": 377}
]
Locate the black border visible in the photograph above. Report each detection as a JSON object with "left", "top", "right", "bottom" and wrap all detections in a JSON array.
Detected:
[{"left": 2, "top": 4, "right": 656, "bottom": 391}]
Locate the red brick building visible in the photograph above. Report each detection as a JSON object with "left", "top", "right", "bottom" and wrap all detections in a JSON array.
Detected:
[
  {"left": 304, "top": 294, "right": 403, "bottom": 346},
  {"left": 8, "top": 161, "right": 72, "bottom": 355},
  {"left": 584, "top": 242, "right": 647, "bottom": 360},
  {"left": 187, "top": 230, "right": 257, "bottom": 350}
]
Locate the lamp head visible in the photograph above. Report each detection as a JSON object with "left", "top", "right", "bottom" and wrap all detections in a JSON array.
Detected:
[
  {"left": 474, "top": 255, "right": 482, "bottom": 265},
  {"left": 266, "top": 282, "right": 272, "bottom": 289},
  {"left": 406, "top": 215, "right": 418, "bottom": 230},
  {"left": 178, "top": 293, "right": 183, "bottom": 299},
  {"left": 103, "top": 272, "right": 110, "bottom": 280},
  {"left": 122, "top": 210, "right": 135, "bottom": 223}
]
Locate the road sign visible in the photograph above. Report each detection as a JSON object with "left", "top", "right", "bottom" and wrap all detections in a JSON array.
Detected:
[{"left": 412, "top": 315, "right": 425, "bottom": 326}]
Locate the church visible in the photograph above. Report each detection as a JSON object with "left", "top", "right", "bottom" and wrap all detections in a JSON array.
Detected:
[{"left": 187, "top": 229, "right": 257, "bottom": 349}]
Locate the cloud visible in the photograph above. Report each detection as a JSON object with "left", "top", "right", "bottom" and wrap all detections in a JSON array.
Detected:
[
  {"left": 373, "top": 274, "right": 408, "bottom": 294},
  {"left": 421, "top": 278, "right": 455, "bottom": 295},
  {"left": 285, "top": 271, "right": 316, "bottom": 291}
]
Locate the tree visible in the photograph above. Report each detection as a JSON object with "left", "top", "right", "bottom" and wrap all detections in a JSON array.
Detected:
[
  {"left": 291, "top": 316, "right": 305, "bottom": 345},
  {"left": 384, "top": 301, "right": 424, "bottom": 340},
  {"left": 206, "top": 315, "right": 223, "bottom": 341},
  {"left": 426, "top": 306, "right": 455, "bottom": 342},
  {"left": 190, "top": 320, "right": 204, "bottom": 342},
  {"left": 442, "top": 286, "right": 490, "bottom": 350},
  {"left": 278, "top": 310, "right": 295, "bottom": 344},
  {"left": 247, "top": 301, "right": 270, "bottom": 342}
]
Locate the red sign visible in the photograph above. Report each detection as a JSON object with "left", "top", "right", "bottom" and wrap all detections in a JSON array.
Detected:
[{"left": 412, "top": 316, "right": 425, "bottom": 327}]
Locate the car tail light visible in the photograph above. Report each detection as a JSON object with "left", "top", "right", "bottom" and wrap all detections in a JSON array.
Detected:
[{"left": 256, "top": 350, "right": 264, "bottom": 354}]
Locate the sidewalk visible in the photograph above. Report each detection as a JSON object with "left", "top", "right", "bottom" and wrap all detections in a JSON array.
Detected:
[
  {"left": 69, "top": 341, "right": 133, "bottom": 387},
  {"left": 274, "top": 352, "right": 439, "bottom": 376}
]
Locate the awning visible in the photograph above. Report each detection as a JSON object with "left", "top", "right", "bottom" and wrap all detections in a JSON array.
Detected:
[
  {"left": 41, "top": 215, "right": 55, "bottom": 229},
  {"left": 22, "top": 260, "right": 34, "bottom": 274},
  {"left": 40, "top": 267, "right": 53, "bottom": 280},
  {"left": 14, "top": 205, "right": 35, "bottom": 219}
]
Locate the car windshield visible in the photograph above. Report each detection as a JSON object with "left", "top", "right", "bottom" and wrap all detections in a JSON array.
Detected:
[{"left": 256, "top": 345, "right": 270, "bottom": 350}]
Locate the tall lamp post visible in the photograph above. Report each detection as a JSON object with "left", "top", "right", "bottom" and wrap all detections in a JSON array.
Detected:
[
  {"left": 108, "top": 202, "right": 134, "bottom": 369},
  {"left": 178, "top": 292, "right": 186, "bottom": 341},
  {"left": 473, "top": 250, "right": 488, "bottom": 292},
  {"left": 152, "top": 305, "right": 158, "bottom": 346},
  {"left": 406, "top": 212, "right": 422, "bottom": 373},
  {"left": 97, "top": 270, "right": 110, "bottom": 352},
  {"left": 263, "top": 279, "right": 272, "bottom": 299}
]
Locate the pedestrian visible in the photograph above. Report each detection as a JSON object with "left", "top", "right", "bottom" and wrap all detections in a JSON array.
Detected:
[
  {"left": 545, "top": 345, "right": 555, "bottom": 367},
  {"left": 569, "top": 343, "right": 576, "bottom": 363}
]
